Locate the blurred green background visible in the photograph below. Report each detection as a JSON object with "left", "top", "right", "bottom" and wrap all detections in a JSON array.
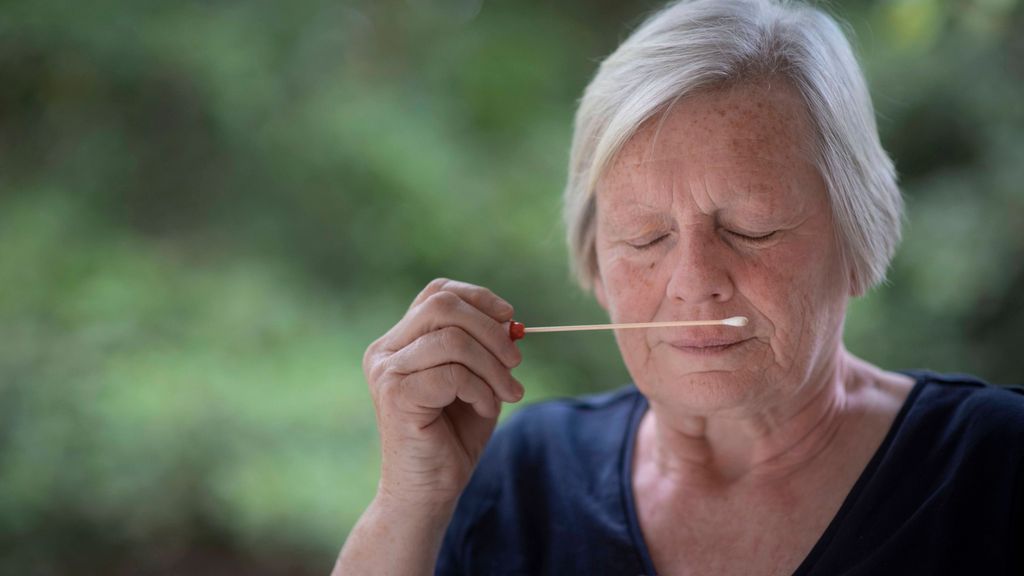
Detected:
[{"left": 1, "top": 0, "right": 1022, "bottom": 573}]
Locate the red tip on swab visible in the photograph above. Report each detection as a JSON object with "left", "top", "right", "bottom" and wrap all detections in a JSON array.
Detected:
[{"left": 509, "top": 321, "right": 526, "bottom": 341}]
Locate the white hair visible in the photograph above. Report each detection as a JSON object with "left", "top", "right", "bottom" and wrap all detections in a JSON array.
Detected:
[{"left": 565, "top": 0, "right": 903, "bottom": 296}]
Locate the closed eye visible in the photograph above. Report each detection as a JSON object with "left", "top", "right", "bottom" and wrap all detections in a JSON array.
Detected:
[
  {"left": 727, "top": 229, "right": 778, "bottom": 243},
  {"left": 630, "top": 234, "right": 669, "bottom": 250}
]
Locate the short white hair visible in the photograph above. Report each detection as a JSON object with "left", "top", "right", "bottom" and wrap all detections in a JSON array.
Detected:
[{"left": 565, "top": 0, "right": 903, "bottom": 296}]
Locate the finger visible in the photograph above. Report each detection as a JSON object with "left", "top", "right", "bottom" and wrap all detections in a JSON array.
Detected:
[
  {"left": 411, "top": 278, "right": 514, "bottom": 322},
  {"left": 386, "top": 326, "right": 524, "bottom": 402},
  {"left": 398, "top": 364, "right": 500, "bottom": 419},
  {"left": 383, "top": 290, "right": 521, "bottom": 369}
]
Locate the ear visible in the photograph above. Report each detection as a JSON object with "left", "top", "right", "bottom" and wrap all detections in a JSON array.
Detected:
[{"left": 593, "top": 272, "right": 609, "bottom": 312}]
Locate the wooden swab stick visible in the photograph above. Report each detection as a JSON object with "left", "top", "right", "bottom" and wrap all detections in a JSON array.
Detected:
[{"left": 508, "top": 316, "right": 748, "bottom": 340}]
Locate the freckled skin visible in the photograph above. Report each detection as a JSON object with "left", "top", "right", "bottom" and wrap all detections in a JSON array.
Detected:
[{"left": 592, "top": 80, "right": 849, "bottom": 418}]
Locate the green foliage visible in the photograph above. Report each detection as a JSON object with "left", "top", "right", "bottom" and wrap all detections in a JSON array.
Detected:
[{"left": 1, "top": 0, "right": 1022, "bottom": 572}]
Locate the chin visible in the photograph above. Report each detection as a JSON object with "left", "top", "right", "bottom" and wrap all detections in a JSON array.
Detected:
[{"left": 637, "top": 369, "right": 767, "bottom": 415}]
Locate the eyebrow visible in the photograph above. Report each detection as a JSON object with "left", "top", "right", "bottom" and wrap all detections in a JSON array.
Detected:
[{"left": 597, "top": 205, "right": 675, "bottom": 231}]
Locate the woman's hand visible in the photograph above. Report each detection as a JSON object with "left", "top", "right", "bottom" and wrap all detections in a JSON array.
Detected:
[
  {"left": 363, "top": 278, "right": 524, "bottom": 510},
  {"left": 335, "top": 279, "right": 523, "bottom": 575}
]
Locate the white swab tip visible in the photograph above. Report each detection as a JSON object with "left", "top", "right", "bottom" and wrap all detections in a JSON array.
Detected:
[{"left": 722, "top": 316, "right": 749, "bottom": 327}]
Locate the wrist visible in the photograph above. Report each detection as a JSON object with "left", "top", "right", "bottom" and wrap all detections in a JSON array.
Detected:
[
  {"left": 335, "top": 493, "right": 457, "bottom": 576},
  {"left": 372, "top": 487, "right": 460, "bottom": 523}
]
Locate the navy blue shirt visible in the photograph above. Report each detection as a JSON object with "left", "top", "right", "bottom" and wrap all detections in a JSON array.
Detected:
[{"left": 437, "top": 371, "right": 1024, "bottom": 575}]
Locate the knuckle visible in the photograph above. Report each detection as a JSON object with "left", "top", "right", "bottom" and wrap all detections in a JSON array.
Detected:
[
  {"left": 437, "top": 325, "right": 470, "bottom": 355},
  {"left": 370, "top": 360, "right": 391, "bottom": 385},
  {"left": 412, "top": 277, "right": 451, "bottom": 307},
  {"left": 443, "top": 363, "right": 465, "bottom": 387},
  {"left": 362, "top": 336, "right": 394, "bottom": 382},
  {"left": 425, "top": 290, "right": 461, "bottom": 314},
  {"left": 425, "top": 277, "right": 451, "bottom": 293},
  {"left": 362, "top": 338, "right": 383, "bottom": 376},
  {"left": 366, "top": 358, "right": 393, "bottom": 395},
  {"left": 375, "top": 376, "right": 404, "bottom": 407}
]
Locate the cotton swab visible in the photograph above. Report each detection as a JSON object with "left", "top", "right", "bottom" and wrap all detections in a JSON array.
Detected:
[{"left": 508, "top": 316, "right": 748, "bottom": 340}]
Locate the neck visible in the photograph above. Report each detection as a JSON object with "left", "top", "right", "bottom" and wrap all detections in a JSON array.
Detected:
[{"left": 642, "top": 346, "right": 857, "bottom": 488}]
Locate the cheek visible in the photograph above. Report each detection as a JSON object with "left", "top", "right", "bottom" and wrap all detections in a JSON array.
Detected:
[
  {"left": 599, "top": 252, "right": 667, "bottom": 321},
  {"left": 749, "top": 235, "right": 846, "bottom": 366}
]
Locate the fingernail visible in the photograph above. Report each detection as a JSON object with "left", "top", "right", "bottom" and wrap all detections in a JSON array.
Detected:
[{"left": 511, "top": 379, "right": 525, "bottom": 401}]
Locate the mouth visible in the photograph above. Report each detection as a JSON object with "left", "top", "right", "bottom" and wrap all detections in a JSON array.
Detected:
[{"left": 668, "top": 337, "right": 751, "bottom": 355}]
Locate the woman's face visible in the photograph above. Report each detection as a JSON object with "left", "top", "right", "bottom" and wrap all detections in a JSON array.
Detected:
[{"left": 593, "top": 81, "right": 850, "bottom": 416}]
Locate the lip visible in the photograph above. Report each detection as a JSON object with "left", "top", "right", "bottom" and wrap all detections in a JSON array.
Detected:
[{"left": 668, "top": 337, "right": 751, "bottom": 354}]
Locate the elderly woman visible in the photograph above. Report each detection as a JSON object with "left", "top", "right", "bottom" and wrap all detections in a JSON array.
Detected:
[{"left": 335, "top": 0, "right": 1024, "bottom": 574}]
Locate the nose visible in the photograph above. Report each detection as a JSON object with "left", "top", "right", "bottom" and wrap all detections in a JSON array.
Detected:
[{"left": 665, "top": 229, "right": 735, "bottom": 304}]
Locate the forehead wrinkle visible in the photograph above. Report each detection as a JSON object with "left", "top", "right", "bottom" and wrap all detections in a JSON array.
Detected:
[
  {"left": 599, "top": 204, "right": 675, "bottom": 236},
  {"left": 686, "top": 167, "right": 721, "bottom": 218},
  {"left": 601, "top": 153, "right": 676, "bottom": 211},
  {"left": 600, "top": 80, "right": 820, "bottom": 222},
  {"left": 602, "top": 200, "right": 669, "bottom": 220},
  {"left": 618, "top": 139, "right": 813, "bottom": 204}
]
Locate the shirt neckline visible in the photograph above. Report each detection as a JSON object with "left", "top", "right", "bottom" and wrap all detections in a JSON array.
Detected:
[{"left": 618, "top": 372, "right": 929, "bottom": 576}]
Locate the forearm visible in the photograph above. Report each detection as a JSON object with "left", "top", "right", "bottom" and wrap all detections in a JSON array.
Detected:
[{"left": 333, "top": 496, "right": 456, "bottom": 576}]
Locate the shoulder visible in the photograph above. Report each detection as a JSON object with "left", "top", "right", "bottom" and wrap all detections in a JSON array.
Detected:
[
  {"left": 899, "top": 370, "right": 1024, "bottom": 459},
  {"left": 807, "top": 372, "right": 1024, "bottom": 574},
  {"left": 905, "top": 369, "right": 1024, "bottom": 428}
]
